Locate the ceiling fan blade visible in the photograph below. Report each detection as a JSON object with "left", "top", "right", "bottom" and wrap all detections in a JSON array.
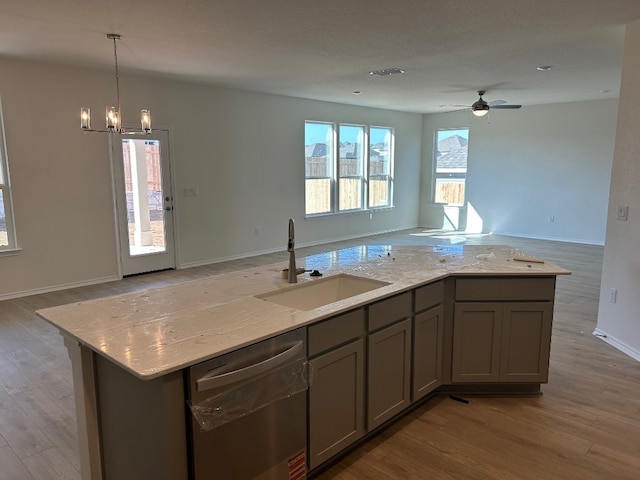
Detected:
[
  {"left": 491, "top": 104, "right": 521, "bottom": 109},
  {"left": 488, "top": 99, "right": 507, "bottom": 107},
  {"left": 441, "top": 107, "right": 471, "bottom": 113}
]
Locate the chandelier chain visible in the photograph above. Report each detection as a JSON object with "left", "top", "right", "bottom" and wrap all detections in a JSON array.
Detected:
[{"left": 111, "top": 35, "right": 121, "bottom": 123}]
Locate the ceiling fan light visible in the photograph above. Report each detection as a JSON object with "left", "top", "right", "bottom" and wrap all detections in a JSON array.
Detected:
[
  {"left": 471, "top": 100, "right": 490, "bottom": 116},
  {"left": 472, "top": 108, "right": 489, "bottom": 117}
]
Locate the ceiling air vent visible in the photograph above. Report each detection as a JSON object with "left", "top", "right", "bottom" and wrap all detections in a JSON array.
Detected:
[{"left": 369, "top": 67, "right": 406, "bottom": 76}]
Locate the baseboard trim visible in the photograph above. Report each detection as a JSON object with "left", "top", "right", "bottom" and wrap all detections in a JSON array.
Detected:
[
  {"left": 492, "top": 231, "right": 605, "bottom": 246},
  {"left": 593, "top": 328, "right": 640, "bottom": 363},
  {"left": 0, "top": 276, "right": 120, "bottom": 302},
  {"left": 179, "top": 225, "right": 413, "bottom": 270}
]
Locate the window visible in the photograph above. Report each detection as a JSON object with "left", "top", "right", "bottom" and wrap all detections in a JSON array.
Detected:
[
  {"left": 305, "top": 122, "right": 334, "bottom": 215},
  {"left": 305, "top": 121, "right": 394, "bottom": 216},
  {"left": 369, "top": 127, "right": 393, "bottom": 208},
  {"left": 339, "top": 124, "right": 365, "bottom": 211},
  {"left": 0, "top": 98, "right": 17, "bottom": 251},
  {"left": 433, "top": 128, "right": 469, "bottom": 206}
]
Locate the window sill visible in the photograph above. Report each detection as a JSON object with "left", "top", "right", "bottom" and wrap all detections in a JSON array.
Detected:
[
  {"left": 368, "top": 206, "right": 395, "bottom": 212},
  {"left": 0, "top": 247, "right": 22, "bottom": 258},
  {"left": 305, "top": 206, "right": 394, "bottom": 220}
]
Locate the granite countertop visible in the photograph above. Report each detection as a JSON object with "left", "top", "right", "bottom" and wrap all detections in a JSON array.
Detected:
[{"left": 36, "top": 244, "right": 570, "bottom": 380}]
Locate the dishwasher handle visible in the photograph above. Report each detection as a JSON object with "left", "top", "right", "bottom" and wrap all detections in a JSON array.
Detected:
[{"left": 196, "top": 341, "right": 304, "bottom": 392}]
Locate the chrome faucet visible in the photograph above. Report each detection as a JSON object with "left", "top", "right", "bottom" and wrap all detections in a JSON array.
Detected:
[{"left": 287, "top": 218, "right": 297, "bottom": 283}]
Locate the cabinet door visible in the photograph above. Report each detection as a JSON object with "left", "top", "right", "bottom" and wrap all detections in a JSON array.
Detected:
[
  {"left": 452, "top": 303, "right": 502, "bottom": 383},
  {"left": 412, "top": 306, "right": 443, "bottom": 401},
  {"left": 367, "top": 318, "right": 411, "bottom": 430},
  {"left": 308, "top": 339, "right": 365, "bottom": 470},
  {"left": 500, "top": 302, "right": 553, "bottom": 382}
]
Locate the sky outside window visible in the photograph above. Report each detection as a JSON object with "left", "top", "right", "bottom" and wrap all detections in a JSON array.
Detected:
[{"left": 306, "top": 123, "right": 388, "bottom": 144}]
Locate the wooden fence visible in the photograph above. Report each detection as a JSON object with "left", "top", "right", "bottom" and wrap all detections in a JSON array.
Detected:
[
  {"left": 434, "top": 181, "right": 465, "bottom": 205},
  {"left": 305, "top": 178, "right": 389, "bottom": 214},
  {"left": 122, "top": 142, "right": 162, "bottom": 192}
]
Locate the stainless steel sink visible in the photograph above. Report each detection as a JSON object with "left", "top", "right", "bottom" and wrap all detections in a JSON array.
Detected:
[{"left": 256, "top": 274, "right": 390, "bottom": 311}]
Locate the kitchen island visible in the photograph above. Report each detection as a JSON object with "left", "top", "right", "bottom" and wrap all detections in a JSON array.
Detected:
[{"left": 37, "top": 244, "right": 570, "bottom": 480}]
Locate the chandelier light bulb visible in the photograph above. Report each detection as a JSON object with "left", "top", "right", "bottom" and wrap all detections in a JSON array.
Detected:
[
  {"left": 106, "top": 107, "right": 119, "bottom": 131},
  {"left": 141, "top": 109, "right": 151, "bottom": 132},
  {"left": 80, "top": 107, "right": 91, "bottom": 129}
]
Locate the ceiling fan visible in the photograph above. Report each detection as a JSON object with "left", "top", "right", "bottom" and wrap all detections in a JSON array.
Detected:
[{"left": 470, "top": 90, "right": 521, "bottom": 116}]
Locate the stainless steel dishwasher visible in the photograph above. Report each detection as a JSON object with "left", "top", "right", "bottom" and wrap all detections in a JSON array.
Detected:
[{"left": 187, "top": 329, "right": 308, "bottom": 480}]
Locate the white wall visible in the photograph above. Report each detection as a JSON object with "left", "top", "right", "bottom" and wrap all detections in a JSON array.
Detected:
[
  {"left": 0, "top": 52, "right": 623, "bottom": 301},
  {"left": 420, "top": 99, "right": 618, "bottom": 244},
  {"left": 0, "top": 56, "right": 422, "bottom": 299},
  {"left": 596, "top": 18, "right": 640, "bottom": 361}
]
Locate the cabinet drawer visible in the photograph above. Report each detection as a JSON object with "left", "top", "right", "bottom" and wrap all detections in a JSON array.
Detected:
[
  {"left": 414, "top": 281, "right": 444, "bottom": 312},
  {"left": 455, "top": 277, "right": 555, "bottom": 302},
  {"left": 308, "top": 309, "right": 365, "bottom": 357},
  {"left": 368, "top": 292, "right": 412, "bottom": 332}
]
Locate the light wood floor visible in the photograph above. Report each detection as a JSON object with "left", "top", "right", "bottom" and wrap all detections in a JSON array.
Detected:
[{"left": 1, "top": 229, "right": 639, "bottom": 479}]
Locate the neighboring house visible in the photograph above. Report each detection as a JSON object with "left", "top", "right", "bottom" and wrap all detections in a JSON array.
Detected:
[
  {"left": 305, "top": 143, "right": 327, "bottom": 158},
  {"left": 339, "top": 142, "right": 359, "bottom": 159},
  {"left": 436, "top": 146, "right": 468, "bottom": 174},
  {"left": 435, "top": 134, "right": 468, "bottom": 205},
  {"left": 305, "top": 142, "right": 363, "bottom": 176},
  {"left": 437, "top": 133, "right": 467, "bottom": 152}
]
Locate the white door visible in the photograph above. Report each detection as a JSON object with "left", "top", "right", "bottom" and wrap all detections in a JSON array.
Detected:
[{"left": 111, "top": 129, "right": 176, "bottom": 276}]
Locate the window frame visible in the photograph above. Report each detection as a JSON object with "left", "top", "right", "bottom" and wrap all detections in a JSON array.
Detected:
[
  {"left": 305, "top": 121, "right": 394, "bottom": 217},
  {"left": 368, "top": 126, "right": 394, "bottom": 209},
  {"left": 432, "top": 127, "right": 469, "bottom": 207},
  {"left": 304, "top": 121, "right": 335, "bottom": 215},
  {"left": 0, "top": 97, "right": 18, "bottom": 253},
  {"left": 338, "top": 123, "right": 366, "bottom": 212}
]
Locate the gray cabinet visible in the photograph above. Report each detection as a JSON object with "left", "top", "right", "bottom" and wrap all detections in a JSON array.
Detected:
[
  {"left": 413, "top": 305, "right": 444, "bottom": 400},
  {"left": 367, "top": 293, "right": 412, "bottom": 430},
  {"left": 500, "top": 302, "right": 553, "bottom": 382},
  {"left": 452, "top": 302, "right": 503, "bottom": 382},
  {"left": 412, "top": 281, "right": 444, "bottom": 401},
  {"left": 452, "top": 277, "right": 555, "bottom": 383},
  {"left": 367, "top": 318, "right": 412, "bottom": 429},
  {"left": 307, "top": 309, "right": 365, "bottom": 470},
  {"left": 307, "top": 276, "right": 557, "bottom": 471}
]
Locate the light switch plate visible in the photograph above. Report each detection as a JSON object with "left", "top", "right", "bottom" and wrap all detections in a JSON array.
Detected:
[{"left": 617, "top": 206, "right": 628, "bottom": 221}]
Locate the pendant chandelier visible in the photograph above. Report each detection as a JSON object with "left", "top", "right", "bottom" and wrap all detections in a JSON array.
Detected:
[{"left": 80, "top": 34, "right": 151, "bottom": 134}]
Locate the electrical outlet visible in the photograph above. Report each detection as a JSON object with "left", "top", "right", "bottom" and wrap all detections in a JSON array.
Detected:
[
  {"left": 609, "top": 287, "right": 617, "bottom": 304},
  {"left": 617, "top": 206, "right": 628, "bottom": 221},
  {"left": 254, "top": 226, "right": 261, "bottom": 235},
  {"left": 548, "top": 215, "right": 555, "bottom": 223}
]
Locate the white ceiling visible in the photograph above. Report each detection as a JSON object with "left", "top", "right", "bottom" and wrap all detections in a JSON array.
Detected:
[{"left": 1, "top": 0, "right": 640, "bottom": 114}]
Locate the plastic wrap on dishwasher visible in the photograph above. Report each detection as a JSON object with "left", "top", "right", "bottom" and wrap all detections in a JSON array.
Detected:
[{"left": 189, "top": 360, "right": 310, "bottom": 432}]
